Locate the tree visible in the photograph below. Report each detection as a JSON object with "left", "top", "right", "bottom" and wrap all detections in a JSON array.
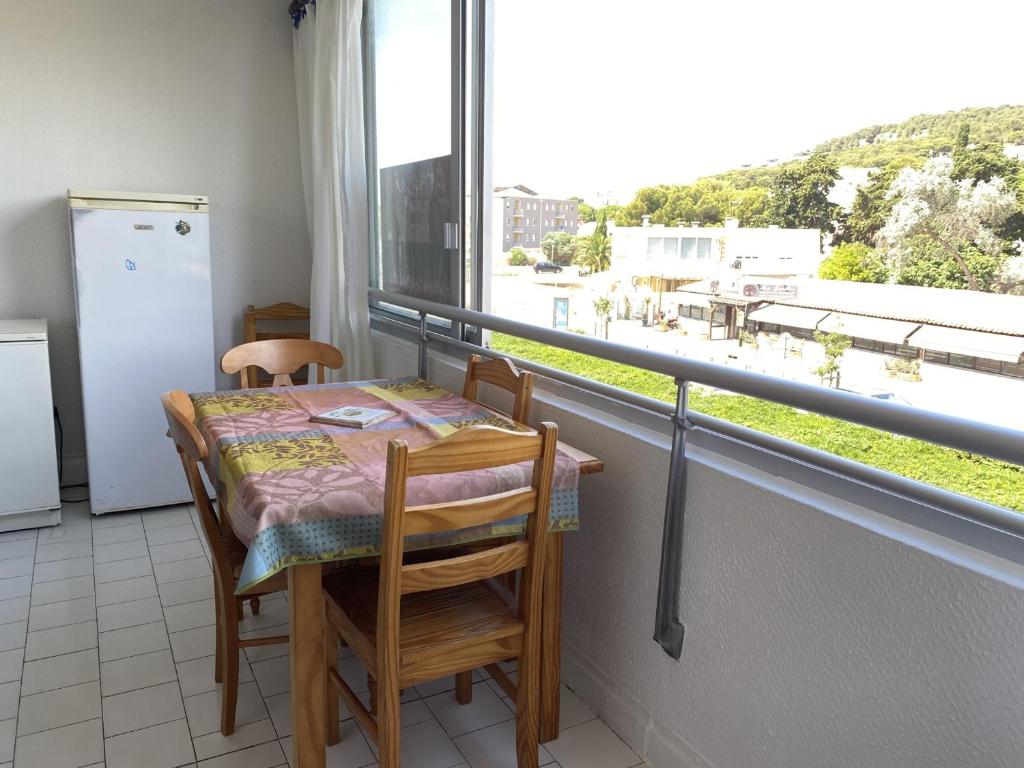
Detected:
[
  {"left": 575, "top": 214, "right": 612, "bottom": 273},
  {"left": 541, "top": 232, "right": 577, "bottom": 265},
  {"left": 877, "top": 155, "right": 1017, "bottom": 291},
  {"left": 615, "top": 185, "right": 672, "bottom": 226},
  {"left": 819, "top": 242, "right": 889, "bottom": 283},
  {"left": 833, "top": 163, "right": 906, "bottom": 246},
  {"left": 952, "top": 124, "right": 1020, "bottom": 185},
  {"left": 893, "top": 235, "right": 1003, "bottom": 290},
  {"left": 952, "top": 123, "right": 1024, "bottom": 246},
  {"left": 507, "top": 247, "right": 528, "bottom": 267},
  {"left": 766, "top": 153, "right": 841, "bottom": 240},
  {"left": 578, "top": 202, "right": 595, "bottom": 223},
  {"left": 812, "top": 330, "right": 851, "bottom": 388},
  {"left": 616, "top": 180, "right": 770, "bottom": 228},
  {"left": 596, "top": 204, "right": 622, "bottom": 224},
  {"left": 593, "top": 296, "right": 613, "bottom": 339}
]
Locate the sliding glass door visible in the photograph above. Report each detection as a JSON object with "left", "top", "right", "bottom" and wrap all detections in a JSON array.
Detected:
[{"left": 366, "top": 0, "right": 464, "bottom": 311}]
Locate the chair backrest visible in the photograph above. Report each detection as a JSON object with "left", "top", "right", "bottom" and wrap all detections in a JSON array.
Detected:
[
  {"left": 244, "top": 302, "right": 312, "bottom": 387},
  {"left": 244, "top": 302, "right": 310, "bottom": 343},
  {"left": 160, "top": 391, "right": 234, "bottom": 584},
  {"left": 376, "top": 423, "right": 558, "bottom": 655},
  {"left": 221, "top": 339, "right": 344, "bottom": 388},
  {"left": 462, "top": 354, "right": 534, "bottom": 424}
]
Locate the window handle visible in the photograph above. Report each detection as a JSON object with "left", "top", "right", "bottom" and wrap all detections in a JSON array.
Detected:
[{"left": 443, "top": 222, "right": 459, "bottom": 250}]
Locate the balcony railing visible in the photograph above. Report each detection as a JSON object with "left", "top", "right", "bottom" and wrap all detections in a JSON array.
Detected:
[{"left": 369, "top": 288, "right": 1024, "bottom": 659}]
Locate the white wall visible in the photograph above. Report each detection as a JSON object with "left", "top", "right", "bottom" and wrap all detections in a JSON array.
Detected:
[
  {"left": 0, "top": 0, "right": 311, "bottom": 478},
  {"left": 373, "top": 328, "right": 1024, "bottom": 768}
]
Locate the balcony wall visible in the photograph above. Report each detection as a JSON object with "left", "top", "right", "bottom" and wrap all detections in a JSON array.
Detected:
[{"left": 373, "top": 327, "right": 1024, "bottom": 768}]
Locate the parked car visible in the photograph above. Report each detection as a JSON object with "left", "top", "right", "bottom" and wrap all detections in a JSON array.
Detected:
[{"left": 533, "top": 261, "right": 563, "bottom": 274}]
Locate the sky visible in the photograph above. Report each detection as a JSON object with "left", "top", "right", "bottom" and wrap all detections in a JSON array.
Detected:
[
  {"left": 374, "top": 0, "right": 1024, "bottom": 204},
  {"left": 489, "top": 0, "right": 1024, "bottom": 202}
]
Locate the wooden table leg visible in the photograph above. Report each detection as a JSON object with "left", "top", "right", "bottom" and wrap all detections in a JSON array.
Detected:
[
  {"left": 289, "top": 563, "right": 326, "bottom": 768},
  {"left": 540, "top": 532, "right": 563, "bottom": 743}
]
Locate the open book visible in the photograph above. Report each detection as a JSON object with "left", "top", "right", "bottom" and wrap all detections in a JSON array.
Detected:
[{"left": 310, "top": 406, "right": 395, "bottom": 429}]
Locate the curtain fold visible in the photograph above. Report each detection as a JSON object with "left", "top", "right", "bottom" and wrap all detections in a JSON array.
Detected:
[{"left": 294, "top": 0, "right": 375, "bottom": 381}]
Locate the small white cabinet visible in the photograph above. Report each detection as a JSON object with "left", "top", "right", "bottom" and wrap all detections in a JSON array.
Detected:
[{"left": 0, "top": 320, "right": 61, "bottom": 530}]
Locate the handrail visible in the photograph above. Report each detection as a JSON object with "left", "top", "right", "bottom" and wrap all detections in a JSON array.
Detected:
[
  {"left": 371, "top": 288, "right": 1024, "bottom": 466},
  {"left": 371, "top": 286, "right": 1024, "bottom": 660}
]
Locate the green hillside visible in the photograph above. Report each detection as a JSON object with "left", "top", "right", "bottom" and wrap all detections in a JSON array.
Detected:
[
  {"left": 711, "top": 105, "right": 1024, "bottom": 188},
  {"left": 813, "top": 104, "right": 1024, "bottom": 168}
]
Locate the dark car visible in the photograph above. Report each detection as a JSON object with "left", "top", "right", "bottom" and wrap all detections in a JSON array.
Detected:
[{"left": 533, "top": 261, "right": 563, "bottom": 274}]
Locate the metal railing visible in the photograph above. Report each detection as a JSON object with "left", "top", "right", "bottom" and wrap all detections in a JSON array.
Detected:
[{"left": 370, "top": 288, "right": 1024, "bottom": 659}]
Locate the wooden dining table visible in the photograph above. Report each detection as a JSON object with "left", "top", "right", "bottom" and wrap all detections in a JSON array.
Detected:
[{"left": 190, "top": 376, "right": 602, "bottom": 768}]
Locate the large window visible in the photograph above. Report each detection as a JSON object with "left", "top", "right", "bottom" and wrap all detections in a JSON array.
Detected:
[{"left": 365, "top": 0, "right": 1024, "bottom": 451}]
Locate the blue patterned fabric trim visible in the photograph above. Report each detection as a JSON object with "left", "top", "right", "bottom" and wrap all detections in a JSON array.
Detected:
[{"left": 235, "top": 486, "right": 580, "bottom": 593}]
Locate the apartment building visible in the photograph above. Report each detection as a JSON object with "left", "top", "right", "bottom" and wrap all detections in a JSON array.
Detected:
[{"left": 493, "top": 185, "right": 580, "bottom": 251}]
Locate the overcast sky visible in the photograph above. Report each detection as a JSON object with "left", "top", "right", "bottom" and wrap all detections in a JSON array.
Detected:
[{"left": 491, "top": 0, "right": 1024, "bottom": 201}]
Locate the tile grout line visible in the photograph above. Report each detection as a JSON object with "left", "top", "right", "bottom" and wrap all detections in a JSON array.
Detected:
[
  {"left": 142, "top": 507, "right": 199, "bottom": 767},
  {"left": 90, "top": 508, "right": 108, "bottom": 768},
  {"left": 9, "top": 527, "right": 38, "bottom": 767}
]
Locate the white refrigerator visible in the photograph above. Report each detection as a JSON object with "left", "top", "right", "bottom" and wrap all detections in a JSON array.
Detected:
[{"left": 68, "top": 190, "right": 216, "bottom": 514}]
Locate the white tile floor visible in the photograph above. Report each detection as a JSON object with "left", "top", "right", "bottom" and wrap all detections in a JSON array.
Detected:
[{"left": 0, "top": 501, "right": 647, "bottom": 768}]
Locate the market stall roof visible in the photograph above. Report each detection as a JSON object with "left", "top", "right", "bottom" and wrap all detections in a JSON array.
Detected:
[
  {"left": 775, "top": 280, "right": 1024, "bottom": 336},
  {"left": 907, "top": 325, "right": 1024, "bottom": 363},
  {"left": 675, "top": 291, "right": 711, "bottom": 308},
  {"left": 816, "top": 312, "right": 921, "bottom": 344},
  {"left": 746, "top": 304, "right": 830, "bottom": 330}
]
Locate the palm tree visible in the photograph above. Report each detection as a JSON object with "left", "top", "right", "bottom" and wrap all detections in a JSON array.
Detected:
[{"left": 576, "top": 231, "right": 611, "bottom": 273}]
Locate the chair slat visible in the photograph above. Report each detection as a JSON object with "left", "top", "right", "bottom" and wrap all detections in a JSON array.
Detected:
[
  {"left": 403, "top": 488, "right": 537, "bottom": 536},
  {"left": 401, "top": 541, "right": 529, "bottom": 594},
  {"left": 405, "top": 426, "right": 542, "bottom": 477}
]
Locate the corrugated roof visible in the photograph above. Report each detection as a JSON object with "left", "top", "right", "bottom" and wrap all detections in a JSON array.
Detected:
[
  {"left": 817, "top": 312, "right": 921, "bottom": 344},
  {"left": 747, "top": 304, "right": 830, "bottom": 330},
  {"left": 906, "top": 326, "right": 1024, "bottom": 363},
  {"left": 777, "top": 280, "right": 1024, "bottom": 336}
]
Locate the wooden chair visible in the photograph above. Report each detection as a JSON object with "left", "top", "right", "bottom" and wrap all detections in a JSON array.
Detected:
[
  {"left": 463, "top": 355, "right": 536, "bottom": 606},
  {"left": 463, "top": 354, "right": 534, "bottom": 424},
  {"left": 221, "top": 339, "right": 344, "bottom": 389},
  {"left": 243, "top": 302, "right": 311, "bottom": 387},
  {"left": 161, "top": 390, "right": 289, "bottom": 736},
  {"left": 322, "top": 423, "right": 559, "bottom": 768}
]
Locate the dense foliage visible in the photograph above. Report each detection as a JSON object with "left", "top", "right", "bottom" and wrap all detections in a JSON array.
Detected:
[
  {"left": 818, "top": 243, "right": 888, "bottom": 283},
  {"left": 814, "top": 105, "right": 1024, "bottom": 168},
  {"left": 613, "top": 106, "right": 1024, "bottom": 293},
  {"left": 489, "top": 333, "right": 1024, "bottom": 512}
]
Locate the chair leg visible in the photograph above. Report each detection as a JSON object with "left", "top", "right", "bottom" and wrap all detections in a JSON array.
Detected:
[
  {"left": 455, "top": 671, "right": 473, "bottom": 704},
  {"left": 249, "top": 595, "right": 261, "bottom": 615},
  {"left": 367, "top": 677, "right": 378, "bottom": 715},
  {"left": 325, "top": 626, "right": 340, "bottom": 746},
  {"left": 213, "top": 584, "right": 223, "bottom": 684},
  {"left": 377, "top": 675, "right": 401, "bottom": 768},
  {"left": 515, "top": 650, "right": 540, "bottom": 768},
  {"left": 236, "top": 597, "right": 245, "bottom": 621},
  {"left": 221, "top": 593, "right": 240, "bottom": 736}
]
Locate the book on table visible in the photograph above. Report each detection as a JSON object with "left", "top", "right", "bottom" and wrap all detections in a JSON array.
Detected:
[{"left": 310, "top": 406, "right": 395, "bottom": 428}]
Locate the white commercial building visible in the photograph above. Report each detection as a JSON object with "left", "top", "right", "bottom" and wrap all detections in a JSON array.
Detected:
[{"left": 610, "top": 220, "right": 823, "bottom": 284}]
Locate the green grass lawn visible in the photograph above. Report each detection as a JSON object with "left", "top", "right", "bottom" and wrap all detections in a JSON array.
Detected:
[{"left": 490, "top": 333, "right": 1024, "bottom": 513}]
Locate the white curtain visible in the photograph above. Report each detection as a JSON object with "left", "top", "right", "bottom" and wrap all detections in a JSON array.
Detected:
[{"left": 294, "top": 0, "right": 375, "bottom": 381}]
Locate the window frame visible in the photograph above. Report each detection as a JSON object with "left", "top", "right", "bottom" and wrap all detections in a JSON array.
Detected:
[{"left": 363, "top": 0, "right": 470, "bottom": 337}]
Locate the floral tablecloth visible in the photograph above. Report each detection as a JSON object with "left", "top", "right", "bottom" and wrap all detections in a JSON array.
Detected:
[{"left": 189, "top": 377, "right": 581, "bottom": 592}]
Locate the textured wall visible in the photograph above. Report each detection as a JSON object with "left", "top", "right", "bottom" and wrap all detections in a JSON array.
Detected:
[
  {"left": 373, "top": 330, "right": 1024, "bottom": 768},
  {"left": 0, "top": 0, "right": 311, "bottom": 475}
]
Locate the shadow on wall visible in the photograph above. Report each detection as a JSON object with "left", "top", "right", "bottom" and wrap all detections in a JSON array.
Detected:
[{"left": 2, "top": 196, "right": 87, "bottom": 470}]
